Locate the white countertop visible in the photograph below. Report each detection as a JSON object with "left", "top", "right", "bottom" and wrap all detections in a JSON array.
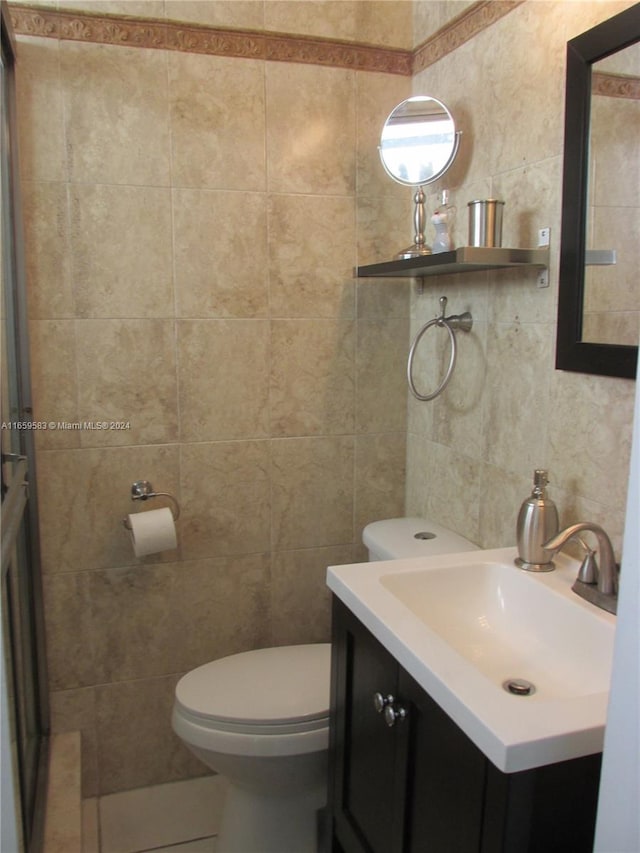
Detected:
[{"left": 327, "top": 547, "right": 616, "bottom": 773}]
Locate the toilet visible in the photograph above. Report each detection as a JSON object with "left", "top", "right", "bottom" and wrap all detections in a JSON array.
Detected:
[{"left": 171, "top": 517, "right": 477, "bottom": 853}]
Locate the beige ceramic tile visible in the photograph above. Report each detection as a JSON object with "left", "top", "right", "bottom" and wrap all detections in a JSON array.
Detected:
[
  {"left": 564, "top": 2, "right": 634, "bottom": 45},
  {"left": 177, "top": 320, "right": 270, "bottom": 441},
  {"left": 271, "top": 545, "right": 354, "bottom": 645},
  {"left": 473, "top": 2, "right": 567, "bottom": 177},
  {"left": 43, "top": 732, "right": 82, "bottom": 853},
  {"left": 547, "top": 369, "right": 634, "bottom": 512},
  {"left": 29, "top": 321, "right": 80, "bottom": 451},
  {"left": 75, "top": 319, "right": 178, "bottom": 446},
  {"left": 99, "top": 777, "right": 225, "bottom": 853},
  {"left": 270, "top": 436, "right": 354, "bottom": 550},
  {"left": 88, "top": 564, "right": 178, "bottom": 683},
  {"left": 21, "top": 181, "right": 73, "bottom": 320},
  {"left": 490, "top": 158, "right": 561, "bottom": 326},
  {"left": 407, "top": 380, "right": 435, "bottom": 444},
  {"left": 482, "top": 321, "right": 553, "bottom": 477},
  {"left": 357, "top": 194, "right": 412, "bottom": 265},
  {"left": 404, "top": 432, "right": 430, "bottom": 522},
  {"left": 431, "top": 320, "right": 488, "bottom": 459},
  {"left": 355, "top": 318, "right": 409, "bottom": 433},
  {"left": 266, "top": 63, "right": 355, "bottom": 195},
  {"left": 61, "top": 40, "right": 171, "bottom": 185},
  {"left": 81, "top": 798, "right": 99, "bottom": 853},
  {"left": 165, "top": 0, "right": 263, "bottom": 28},
  {"left": 49, "top": 688, "right": 99, "bottom": 798},
  {"left": 356, "top": 0, "right": 413, "bottom": 48},
  {"left": 173, "top": 189, "right": 268, "bottom": 319},
  {"left": 95, "top": 675, "right": 207, "bottom": 794},
  {"left": 270, "top": 318, "right": 355, "bottom": 436},
  {"left": 356, "top": 72, "right": 411, "bottom": 199},
  {"left": 413, "top": 1, "right": 475, "bottom": 46},
  {"left": 268, "top": 194, "right": 356, "bottom": 319},
  {"left": 265, "top": 0, "right": 358, "bottom": 40},
  {"left": 492, "top": 157, "right": 561, "bottom": 265},
  {"left": 169, "top": 52, "right": 265, "bottom": 190},
  {"left": 356, "top": 279, "right": 410, "bottom": 321},
  {"left": 354, "top": 433, "right": 406, "bottom": 538},
  {"left": 172, "top": 553, "right": 271, "bottom": 671},
  {"left": 548, "top": 490, "right": 627, "bottom": 566},
  {"left": 155, "top": 839, "right": 216, "bottom": 852},
  {"left": 69, "top": 184, "right": 173, "bottom": 319},
  {"left": 15, "top": 37, "right": 65, "bottom": 183},
  {"left": 43, "top": 573, "right": 96, "bottom": 689},
  {"left": 180, "top": 441, "right": 271, "bottom": 559},
  {"left": 421, "top": 440, "right": 483, "bottom": 546},
  {"left": 36, "top": 444, "right": 180, "bottom": 573},
  {"left": 405, "top": 310, "right": 443, "bottom": 428},
  {"left": 66, "top": 0, "right": 164, "bottom": 14},
  {"left": 477, "top": 463, "right": 529, "bottom": 550}
]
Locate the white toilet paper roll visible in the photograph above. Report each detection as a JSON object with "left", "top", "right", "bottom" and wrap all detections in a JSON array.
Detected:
[{"left": 127, "top": 507, "right": 177, "bottom": 557}]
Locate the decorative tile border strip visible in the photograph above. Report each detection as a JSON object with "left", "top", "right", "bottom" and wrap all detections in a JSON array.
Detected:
[
  {"left": 413, "top": 0, "right": 524, "bottom": 74},
  {"left": 9, "top": 1, "right": 520, "bottom": 76},
  {"left": 593, "top": 71, "right": 640, "bottom": 100}
]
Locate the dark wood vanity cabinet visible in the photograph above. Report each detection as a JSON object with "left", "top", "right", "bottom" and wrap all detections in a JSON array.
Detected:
[{"left": 328, "top": 598, "right": 602, "bottom": 853}]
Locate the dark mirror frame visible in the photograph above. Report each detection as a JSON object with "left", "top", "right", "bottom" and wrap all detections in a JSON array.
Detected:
[{"left": 556, "top": 3, "right": 640, "bottom": 379}]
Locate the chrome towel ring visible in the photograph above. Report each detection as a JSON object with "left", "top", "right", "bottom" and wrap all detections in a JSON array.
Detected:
[{"left": 407, "top": 296, "right": 473, "bottom": 401}]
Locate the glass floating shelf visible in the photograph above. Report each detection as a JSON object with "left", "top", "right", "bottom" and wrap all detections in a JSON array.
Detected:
[{"left": 356, "top": 246, "right": 550, "bottom": 279}]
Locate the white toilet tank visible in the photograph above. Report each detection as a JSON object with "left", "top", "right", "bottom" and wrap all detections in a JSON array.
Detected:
[{"left": 363, "top": 517, "right": 477, "bottom": 561}]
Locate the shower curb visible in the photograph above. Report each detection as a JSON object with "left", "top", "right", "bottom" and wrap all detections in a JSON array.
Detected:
[{"left": 43, "top": 731, "right": 82, "bottom": 853}]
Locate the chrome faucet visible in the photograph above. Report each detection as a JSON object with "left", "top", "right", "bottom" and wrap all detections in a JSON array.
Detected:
[{"left": 543, "top": 522, "right": 618, "bottom": 614}]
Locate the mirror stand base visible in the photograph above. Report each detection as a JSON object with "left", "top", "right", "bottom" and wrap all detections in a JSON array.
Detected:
[{"left": 397, "top": 243, "right": 432, "bottom": 260}]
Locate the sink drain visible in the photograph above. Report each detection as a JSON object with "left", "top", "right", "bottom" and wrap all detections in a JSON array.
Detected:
[
  {"left": 414, "top": 531, "right": 436, "bottom": 540},
  {"left": 503, "top": 678, "right": 536, "bottom": 696}
]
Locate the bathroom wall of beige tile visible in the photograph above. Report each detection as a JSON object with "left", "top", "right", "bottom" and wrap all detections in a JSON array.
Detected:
[
  {"left": 407, "top": 0, "right": 636, "bottom": 556},
  {"left": 16, "top": 4, "right": 410, "bottom": 795},
  {"left": 14, "top": 0, "right": 639, "bottom": 799}
]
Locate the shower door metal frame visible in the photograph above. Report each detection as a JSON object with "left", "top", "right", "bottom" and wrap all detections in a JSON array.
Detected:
[{"left": 1, "top": 3, "right": 50, "bottom": 851}]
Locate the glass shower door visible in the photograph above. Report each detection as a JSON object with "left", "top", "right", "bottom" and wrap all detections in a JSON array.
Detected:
[{"left": 1, "top": 6, "right": 49, "bottom": 851}]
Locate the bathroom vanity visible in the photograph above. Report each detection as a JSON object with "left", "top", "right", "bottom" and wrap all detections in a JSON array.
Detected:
[{"left": 326, "top": 548, "right": 615, "bottom": 853}]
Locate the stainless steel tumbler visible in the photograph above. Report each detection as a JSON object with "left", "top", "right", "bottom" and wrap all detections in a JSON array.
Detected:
[{"left": 467, "top": 199, "right": 505, "bottom": 247}]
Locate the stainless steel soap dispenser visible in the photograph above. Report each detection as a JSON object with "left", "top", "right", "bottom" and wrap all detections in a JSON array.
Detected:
[{"left": 515, "top": 469, "right": 559, "bottom": 571}]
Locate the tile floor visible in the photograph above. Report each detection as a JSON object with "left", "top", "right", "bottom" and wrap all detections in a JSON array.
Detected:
[{"left": 82, "top": 776, "right": 226, "bottom": 853}]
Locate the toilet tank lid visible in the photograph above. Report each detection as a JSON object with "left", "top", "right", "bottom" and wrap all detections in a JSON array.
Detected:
[
  {"left": 175, "top": 644, "right": 331, "bottom": 726},
  {"left": 363, "top": 517, "right": 477, "bottom": 560}
]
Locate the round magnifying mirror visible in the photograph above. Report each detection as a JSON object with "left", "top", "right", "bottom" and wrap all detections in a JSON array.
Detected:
[
  {"left": 380, "top": 95, "right": 460, "bottom": 257},
  {"left": 380, "top": 95, "right": 459, "bottom": 186}
]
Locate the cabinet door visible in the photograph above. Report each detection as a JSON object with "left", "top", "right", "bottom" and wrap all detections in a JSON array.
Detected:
[
  {"left": 398, "top": 669, "right": 487, "bottom": 852},
  {"left": 330, "top": 600, "right": 405, "bottom": 853}
]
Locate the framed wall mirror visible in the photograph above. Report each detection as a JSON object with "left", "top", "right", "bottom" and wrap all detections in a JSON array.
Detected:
[{"left": 556, "top": 3, "right": 640, "bottom": 379}]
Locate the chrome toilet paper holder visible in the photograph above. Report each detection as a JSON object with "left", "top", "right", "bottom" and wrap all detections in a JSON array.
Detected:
[{"left": 122, "top": 479, "right": 180, "bottom": 530}]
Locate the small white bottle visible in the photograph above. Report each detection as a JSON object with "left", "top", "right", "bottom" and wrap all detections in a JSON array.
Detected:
[{"left": 431, "top": 190, "right": 455, "bottom": 254}]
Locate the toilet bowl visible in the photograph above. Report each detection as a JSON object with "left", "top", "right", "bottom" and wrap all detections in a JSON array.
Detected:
[
  {"left": 172, "top": 518, "right": 477, "bottom": 853},
  {"left": 172, "top": 644, "right": 330, "bottom": 853}
]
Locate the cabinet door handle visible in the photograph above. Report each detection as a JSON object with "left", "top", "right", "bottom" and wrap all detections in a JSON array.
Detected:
[
  {"left": 373, "top": 692, "right": 394, "bottom": 714},
  {"left": 383, "top": 703, "right": 407, "bottom": 727}
]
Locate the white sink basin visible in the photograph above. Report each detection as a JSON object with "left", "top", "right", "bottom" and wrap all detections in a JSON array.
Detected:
[
  {"left": 327, "top": 547, "right": 616, "bottom": 773},
  {"left": 380, "top": 560, "right": 612, "bottom": 699}
]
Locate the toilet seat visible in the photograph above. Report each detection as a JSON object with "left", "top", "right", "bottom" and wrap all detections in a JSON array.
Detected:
[{"left": 174, "top": 644, "right": 331, "bottom": 736}]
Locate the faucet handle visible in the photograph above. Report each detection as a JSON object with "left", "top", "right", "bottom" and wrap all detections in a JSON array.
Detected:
[
  {"left": 572, "top": 535, "right": 598, "bottom": 584},
  {"left": 577, "top": 549, "right": 599, "bottom": 584}
]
